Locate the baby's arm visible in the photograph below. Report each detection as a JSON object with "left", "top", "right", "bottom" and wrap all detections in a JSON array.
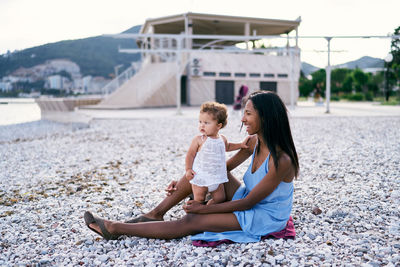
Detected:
[
  {"left": 222, "top": 135, "right": 250, "bottom": 152},
  {"left": 185, "top": 136, "right": 200, "bottom": 180}
]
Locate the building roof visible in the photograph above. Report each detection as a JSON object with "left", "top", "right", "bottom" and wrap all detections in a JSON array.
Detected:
[{"left": 140, "top": 12, "right": 301, "bottom": 36}]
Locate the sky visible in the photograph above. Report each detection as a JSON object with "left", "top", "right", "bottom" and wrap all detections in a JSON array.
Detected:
[{"left": 0, "top": 0, "right": 399, "bottom": 68}]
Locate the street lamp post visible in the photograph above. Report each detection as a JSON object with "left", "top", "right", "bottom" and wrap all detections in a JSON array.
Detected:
[
  {"left": 384, "top": 53, "right": 393, "bottom": 102},
  {"left": 325, "top": 37, "right": 332, "bottom": 113}
]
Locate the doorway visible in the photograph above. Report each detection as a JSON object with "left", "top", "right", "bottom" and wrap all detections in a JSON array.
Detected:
[
  {"left": 181, "top": 76, "right": 187, "bottom": 104},
  {"left": 215, "top": 80, "right": 234, "bottom": 104}
]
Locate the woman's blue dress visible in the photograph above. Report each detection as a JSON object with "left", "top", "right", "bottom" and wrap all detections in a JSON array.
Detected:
[{"left": 191, "top": 149, "right": 294, "bottom": 243}]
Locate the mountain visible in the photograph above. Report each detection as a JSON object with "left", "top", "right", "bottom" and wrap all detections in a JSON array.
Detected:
[
  {"left": 1, "top": 28, "right": 386, "bottom": 79},
  {"left": 301, "top": 56, "right": 385, "bottom": 76},
  {"left": 333, "top": 56, "right": 384, "bottom": 69},
  {"left": 0, "top": 25, "right": 142, "bottom": 78},
  {"left": 301, "top": 62, "right": 320, "bottom": 76}
]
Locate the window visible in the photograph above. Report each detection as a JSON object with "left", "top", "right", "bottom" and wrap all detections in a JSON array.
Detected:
[
  {"left": 264, "top": 73, "right": 275, "bottom": 78},
  {"left": 203, "top": 72, "right": 216, "bottom": 77},
  {"left": 234, "top": 72, "right": 246, "bottom": 77},
  {"left": 278, "top": 74, "right": 288, "bottom": 78},
  {"left": 249, "top": 73, "right": 261, "bottom": 78},
  {"left": 235, "top": 72, "right": 246, "bottom": 77},
  {"left": 219, "top": 72, "right": 231, "bottom": 77}
]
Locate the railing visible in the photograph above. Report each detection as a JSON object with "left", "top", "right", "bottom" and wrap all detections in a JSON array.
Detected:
[{"left": 101, "top": 62, "right": 142, "bottom": 95}]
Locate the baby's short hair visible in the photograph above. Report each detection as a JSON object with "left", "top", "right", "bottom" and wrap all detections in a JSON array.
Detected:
[{"left": 200, "top": 101, "right": 228, "bottom": 128}]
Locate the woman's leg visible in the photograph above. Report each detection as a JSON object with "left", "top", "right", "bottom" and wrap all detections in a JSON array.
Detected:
[
  {"left": 136, "top": 171, "right": 241, "bottom": 220},
  {"left": 225, "top": 171, "right": 241, "bottom": 201},
  {"left": 143, "top": 175, "right": 192, "bottom": 220},
  {"left": 208, "top": 184, "right": 225, "bottom": 205},
  {"left": 96, "top": 213, "right": 241, "bottom": 240}
]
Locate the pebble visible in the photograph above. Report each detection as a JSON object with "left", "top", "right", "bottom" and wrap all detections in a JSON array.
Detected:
[
  {"left": 275, "top": 254, "right": 284, "bottom": 261},
  {"left": 312, "top": 207, "right": 322, "bottom": 215},
  {"left": 1, "top": 116, "right": 399, "bottom": 266},
  {"left": 98, "top": 255, "right": 109, "bottom": 263},
  {"left": 307, "top": 233, "right": 316, "bottom": 240}
]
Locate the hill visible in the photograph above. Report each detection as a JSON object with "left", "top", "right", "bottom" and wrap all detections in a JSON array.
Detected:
[
  {"left": 301, "top": 56, "right": 385, "bottom": 76},
  {"left": 1, "top": 27, "right": 385, "bottom": 79},
  {"left": 333, "top": 56, "right": 384, "bottom": 69},
  {"left": 0, "top": 25, "right": 141, "bottom": 78},
  {"left": 301, "top": 62, "right": 320, "bottom": 76}
]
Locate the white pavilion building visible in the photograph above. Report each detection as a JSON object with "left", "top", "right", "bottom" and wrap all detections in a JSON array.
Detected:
[{"left": 98, "top": 12, "right": 301, "bottom": 108}]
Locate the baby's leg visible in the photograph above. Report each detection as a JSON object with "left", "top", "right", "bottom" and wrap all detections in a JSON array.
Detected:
[
  {"left": 208, "top": 184, "right": 226, "bottom": 205},
  {"left": 191, "top": 184, "right": 208, "bottom": 203}
]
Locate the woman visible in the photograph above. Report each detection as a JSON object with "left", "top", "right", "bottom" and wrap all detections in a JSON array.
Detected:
[{"left": 84, "top": 91, "right": 299, "bottom": 242}]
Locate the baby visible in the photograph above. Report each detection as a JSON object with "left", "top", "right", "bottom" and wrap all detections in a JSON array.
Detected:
[{"left": 185, "top": 101, "right": 248, "bottom": 204}]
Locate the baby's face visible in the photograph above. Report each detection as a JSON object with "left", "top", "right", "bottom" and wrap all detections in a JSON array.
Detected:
[{"left": 198, "top": 112, "right": 221, "bottom": 137}]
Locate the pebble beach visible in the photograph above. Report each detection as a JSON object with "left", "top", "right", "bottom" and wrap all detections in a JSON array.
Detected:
[{"left": 0, "top": 109, "right": 399, "bottom": 266}]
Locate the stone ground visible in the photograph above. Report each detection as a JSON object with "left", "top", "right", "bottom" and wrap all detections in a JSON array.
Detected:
[{"left": 0, "top": 105, "right": 399, "bottom": 266}]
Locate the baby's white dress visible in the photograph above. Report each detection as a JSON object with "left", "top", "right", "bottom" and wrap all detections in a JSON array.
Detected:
[{"left": 190, "top": 136, "right": 228, "bottom": 191}]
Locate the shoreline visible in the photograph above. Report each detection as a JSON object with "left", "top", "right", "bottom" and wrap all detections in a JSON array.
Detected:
[{"left": 1, "top": 100, "right": 400, "bottom": 127}]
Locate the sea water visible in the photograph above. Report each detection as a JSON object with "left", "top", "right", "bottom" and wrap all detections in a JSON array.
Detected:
[{"left": 0, "top": 98, "right": 41, "bottom": 126}]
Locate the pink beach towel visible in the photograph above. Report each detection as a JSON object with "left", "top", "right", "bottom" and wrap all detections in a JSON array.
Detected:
[{"left": 192, "top": 216, "right": 295, "bottom": 247}]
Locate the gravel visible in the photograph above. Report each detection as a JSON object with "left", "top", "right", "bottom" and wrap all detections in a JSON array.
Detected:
[{"left": 0, "top": 114, "right": 399, "bottom": 266}]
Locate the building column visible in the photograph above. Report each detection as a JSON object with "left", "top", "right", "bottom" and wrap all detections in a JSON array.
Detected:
[
  {"left": 244, "top": 22, "right": 250, "bottom": 50},
  {"left": 184, "top": 15, "right": 193, "bottom": 105},
  {"left": 148, "top": 25, "right": 156, "bottom": 62},
  {"left": 286, "top": 33, "right": 290, "bottom": 48},
  {"left": 185, "top": 16, "right": 193, "bottom": 49}
]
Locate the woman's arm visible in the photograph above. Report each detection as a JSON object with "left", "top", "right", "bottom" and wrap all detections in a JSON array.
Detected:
[
  {"left": 226, "top": 135, "right": 257, "bottom": 172},
  {"left": 222, "top": 135, "right": 251, "bottom": 152},
  {"left": 184, "top": 153, "right": 294, "bottom": 214}
]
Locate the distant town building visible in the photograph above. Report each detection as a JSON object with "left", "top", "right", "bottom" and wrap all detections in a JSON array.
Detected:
[
  {"left": 0, "top": 81, "right": 12, "bottom": 92},
  {"left": 46, "top": 75, "right": 64, "bottom": 89},
  {"left": 362, "top": 67, "right": 385, "bottom": 74},
  {"left": 11, "top": 59, "right": 81, "bottom": 82},
  {"left": 1, "top": 58, "right": 111, "bottom": 94}
]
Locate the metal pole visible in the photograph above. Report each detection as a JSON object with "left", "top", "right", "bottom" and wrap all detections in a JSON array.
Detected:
[
  {"left": 176, "top": 35, "right": 182, "bottom": 115},
  {"left": 385, "top": 62, "right": 389, "bottom": 101},
  {"left": 325, "top": 37, "right": 332, "bottom": 113},
  {"left": 289, "top": 47, "right": 295, "bottom": 109}
]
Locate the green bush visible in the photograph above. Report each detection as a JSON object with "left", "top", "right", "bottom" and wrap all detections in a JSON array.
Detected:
[
  {"left": 340, "top": 94, "right": 350, "bottom": 100},
  {"left": 364, "top": 91, "right": 374, "bottom": 101},
  {"left": 330, "top": 95, "right": 340, "bottom": 101},
  {"left": 347, "top": 93, "right": 364, "bottom": 101}
]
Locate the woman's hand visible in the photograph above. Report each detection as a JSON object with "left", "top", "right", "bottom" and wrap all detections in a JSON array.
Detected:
[
  {"left": 183, "top": 200, "right": 206, "bottom": 214},
  {"left": 240, "top": 135, "right": 251, "bottom": 149},
  {"left": 165, "top": 180, "right": 178, "bottom": 196}
]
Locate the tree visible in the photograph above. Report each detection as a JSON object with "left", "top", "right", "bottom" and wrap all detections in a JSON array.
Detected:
[
  {"left": 388, "top": 26, "right": 400, "bottom": 100},
  {"left": 299, "top": 76, "right": 313, "bottom": 97},
  {"left": 390, "top": 26, "right": 400, "bottom": 68},
  {"left": 311, "top": 69, "right": 326, "bottom": 97},
  {"left": 352, "top": 68, "right": 369, "bottom": 93},
  {"left": 368, "top": 71, "right": 384, "bottom": 97},
  {"left": 342, "top": 75, "right": 354, "bottom": 94},
  {"left": 331, "top": 68, "right": 351, "bottom": 95}
]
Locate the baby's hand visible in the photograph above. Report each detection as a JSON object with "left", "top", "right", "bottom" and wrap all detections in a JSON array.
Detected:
[
  {"left": 240, "top": 136, "right": 251, "bottom": 149},
  {"left": 165, "top": 180, "right": 177, "bottom": 196},
  {"left": 185, "top": 169, "right": 195, "bottom": 180}
]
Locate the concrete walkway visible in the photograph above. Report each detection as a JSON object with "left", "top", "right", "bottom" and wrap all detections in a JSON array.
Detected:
[{"left": 76, "top": 101, "right": 400, "bottom": 120}]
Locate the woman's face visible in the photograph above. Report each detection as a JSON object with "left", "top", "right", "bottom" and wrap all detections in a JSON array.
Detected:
[{"left": 241, "top": 100, "right": 261, "bottom": 135}]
